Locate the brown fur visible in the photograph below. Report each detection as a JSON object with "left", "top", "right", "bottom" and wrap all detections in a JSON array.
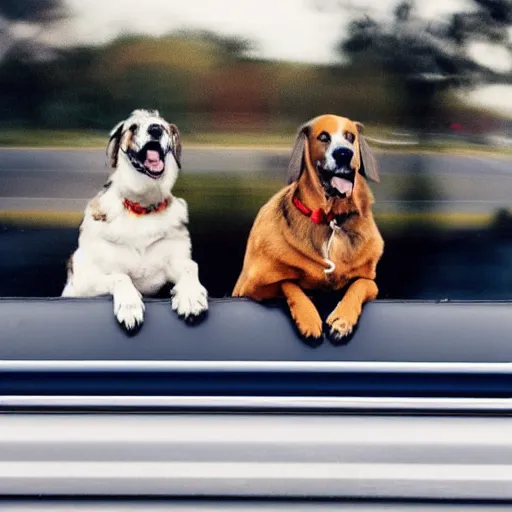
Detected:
[
  {"left": 92, "top": 211, "right": 107, "bottom": 222},
  {"left": 233, "top": 114, "right": 384, "bottom": 346},
  {"left": 107, "top": 125, "right": 135, "bottom": 169},
  {"left": 89, "top": 187, "right": 109, "bottom": 222},
  {"left": 167, "top": 123, "right": 182, "bottom": 168}
]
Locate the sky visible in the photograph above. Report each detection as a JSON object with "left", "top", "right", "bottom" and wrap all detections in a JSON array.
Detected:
[
  {"left": 34, "top": 0, "right": 512, "bottom": 115},
  {"left": 45, "top": 0, "right": 474, "bottom": 64}
]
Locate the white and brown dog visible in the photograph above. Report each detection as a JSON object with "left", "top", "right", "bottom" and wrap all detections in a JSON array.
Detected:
[
  {"left": 233, "top": 114, "right": 383, "bottom": 346},
  {"left": 62, "top": 109, "right": 208, "bottom": 332}
]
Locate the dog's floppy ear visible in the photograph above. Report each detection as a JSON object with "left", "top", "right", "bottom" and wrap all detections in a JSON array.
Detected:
[
  {"left": 356, "top": 122, "right": 379, "bottom": 183},
  {"left": 168, "top": 123, "right": 182, "bottom": 169},
  {"left": 287, "top": 124, "right": 309, "bottom": 184},
  {"left": 106, "top": 121, "right": 124, "bottom": 169}
]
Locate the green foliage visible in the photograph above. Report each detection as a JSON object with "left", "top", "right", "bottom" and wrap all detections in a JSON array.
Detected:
[
  {"left": 0, "top": 16, "right": 507, "bottom": 134},
  {"left": 342, "top": 0, "right": 512, "bottom": 83},
  {"left": 0, "top": 32, "right": 398, "bottom": 130},
  {"left": 0, "top": 0, "right": 65, "bottom": 23},
  {"left": 339, "top": 0, "right": 512, "bottom": 131}
]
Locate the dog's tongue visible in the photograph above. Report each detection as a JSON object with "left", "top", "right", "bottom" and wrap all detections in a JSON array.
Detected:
[
  {"left": 144, "top": 150, "right": 164, "bottom": 172},
  {"left": 331, "top": 176, "right": 353, "bottom": 196}
]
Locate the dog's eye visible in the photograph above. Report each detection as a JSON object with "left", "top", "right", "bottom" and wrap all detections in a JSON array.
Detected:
[
  {"left": 344, "top": 132, "right": 355, "bottom": 144},
  {"left": 317, "top": 131, "right": 331, "bottom": 143},
  {"left": 129, "top": 124, "right": 138, "bottom": 133}
]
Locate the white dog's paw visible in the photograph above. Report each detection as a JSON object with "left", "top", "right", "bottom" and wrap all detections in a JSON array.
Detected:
[
  {"left": 171, "top": 280, "right": 208, "bottom": 325},
  {"left": 113, "top": 287, "right": 145, "bottom": 333}
]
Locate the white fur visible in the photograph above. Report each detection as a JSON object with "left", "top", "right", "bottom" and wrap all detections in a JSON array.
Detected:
[
  {"left": 322, "top": 117, "right": 355, "bottom": 172},
  {"left": 62, "top": 109, "right": 208, "bottom": 331}
]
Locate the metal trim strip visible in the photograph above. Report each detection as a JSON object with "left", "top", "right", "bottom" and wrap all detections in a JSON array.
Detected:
[
  {"left": 1, "top": 395, "right": 512, "bottom": 412},
  {"left": 2, "top": 360, "right": 511, "bottom": 373}
]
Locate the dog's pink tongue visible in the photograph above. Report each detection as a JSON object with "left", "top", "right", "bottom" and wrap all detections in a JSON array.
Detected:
[
  {"left": 331, "top": 176, "right": 353, "bottom": 196},
  {"left": 144, "top": 150, "right": 164, "bottom": 172}
]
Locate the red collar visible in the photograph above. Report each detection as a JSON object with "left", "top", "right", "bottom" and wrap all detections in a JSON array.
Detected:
[
  {"left": 123, "top": 197, "right": 170, "bottom": 215},
  {"left": 292, "top": 196, "right": 335, "bottom": 225}
]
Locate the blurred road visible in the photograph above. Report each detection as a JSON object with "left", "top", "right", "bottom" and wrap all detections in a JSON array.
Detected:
[
  {"left": 2, "top": 147, "right": 512, "bottom": 300},
  {"left": 1, "top": 146, "right": 512, "bottom": 176},
  {"left": 1, "top": 147, "right": 512, "bottom": 213}
]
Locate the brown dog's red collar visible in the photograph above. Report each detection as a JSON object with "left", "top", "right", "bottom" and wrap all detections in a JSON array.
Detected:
[
  {"left": 292, "top": 196, "right": 335, "bottom": 225},
  {"left": 123, "top": 197, "right": 170, "bottom": 215}
]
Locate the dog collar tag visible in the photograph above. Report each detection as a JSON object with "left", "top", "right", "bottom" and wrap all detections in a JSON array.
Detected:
[
  {"left": 324, "top": 258, "right": 336, "bottom": 274},
  {"left": 329, "top": 219, "right": 341, "bottom": 232},
  {"left": 323, "top": 225, "right": 339, "bottom": 275}
]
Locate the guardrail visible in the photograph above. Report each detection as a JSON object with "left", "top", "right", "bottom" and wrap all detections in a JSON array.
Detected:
[
  {"left": 2, "top": 297, "right": 512, "bottom": 501},
  {"left": 1, "top": 297, "right": 512, "bottom": 408}
]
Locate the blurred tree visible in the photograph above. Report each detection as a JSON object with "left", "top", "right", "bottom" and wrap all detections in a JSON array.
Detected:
[
  {"left": 312, "top": 1, "right": 512, "bottom": 240},
  {"left": 0, "top": 0, "right": 66, "bottom": 58},
  {"left": 336, "top": 0, "right": 512, "bottom": 135},
  {"left": 0, "top": 0, "right": 64, "bottom": 23},
  {"left": 330, "top": 0, "right": 512, "bottom": 218},
  {"left": 176, "top": 30, "right": 255, "bottom": 62}
]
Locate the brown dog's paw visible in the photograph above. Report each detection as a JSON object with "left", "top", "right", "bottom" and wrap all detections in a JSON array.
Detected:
[
  {"left": 325, "top": 310, "right": 359, "bottom": 346},
  {"left": 298, "top": 330, "right": 324, "bottom": 348},
  {"left": 292, "top": 315, "right": 324, "bottom": 348}
]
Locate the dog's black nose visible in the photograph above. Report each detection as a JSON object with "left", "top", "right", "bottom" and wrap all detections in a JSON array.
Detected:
[
  {"left": 148, "top": 124, "right": 163, "bottom": 138},
  {"left": 332, "top": 147, "right": 353, "bottom": 167}
]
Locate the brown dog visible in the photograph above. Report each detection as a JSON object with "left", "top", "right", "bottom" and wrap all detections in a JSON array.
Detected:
[{"left": 233, "top": 114, "right": 384, "bottom": 346}]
